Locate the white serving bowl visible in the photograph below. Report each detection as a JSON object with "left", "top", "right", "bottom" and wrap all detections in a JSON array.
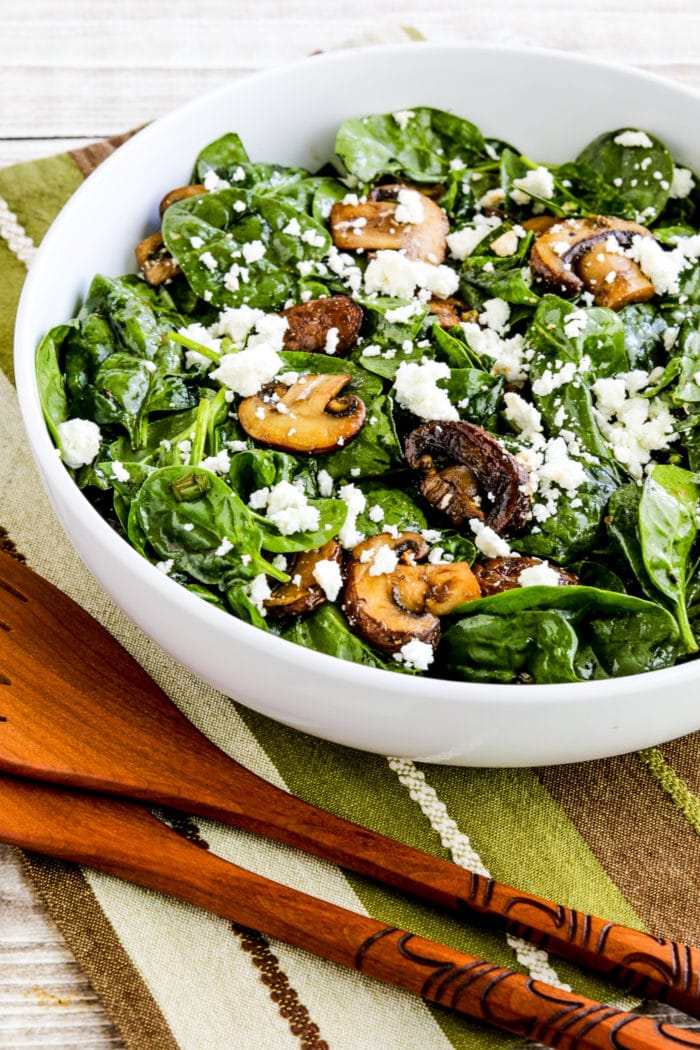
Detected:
[{"left": 14, "top": 43, "right": 700, "bottom": 766}]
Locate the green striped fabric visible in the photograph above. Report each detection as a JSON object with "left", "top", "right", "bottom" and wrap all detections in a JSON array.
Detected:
[{"left": 3, "top": 124, "right": 700, "bottom": 1050}]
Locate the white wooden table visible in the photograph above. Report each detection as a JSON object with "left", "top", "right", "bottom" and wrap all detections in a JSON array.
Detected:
[{"left": 2, "top": 2, "right": 699, "bottom": 1045}]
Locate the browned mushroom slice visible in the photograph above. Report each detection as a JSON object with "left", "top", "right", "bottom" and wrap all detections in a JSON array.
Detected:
[
  {"left": 405, "top": 421, "right": 531, "bottom": 535},
  {"left": 264, "top": 540, "right": 343, "bottom": 618},
  {"left": 330, "top": 185, "right": 449, "bottom": 263},
  {"left": 472, "top": 556, "right": 579, "bottom": 596},
  {"left": 521, "top": 215, "right": 560, "bottom": 236},
  {"left": 529, "top": 216, "right": 655, "bottom": 308},
  {"left": 281, "top": 295, "right": 363, "bottom": 354},
  {"left": 343, "top": 532, "right": 480, "bottom": 656},
  {"left": 135, "top": 231, "right": 181, "bottom": 285},
  {"left": 159, "top": 183, "right": 207, "bottom": 216},
  {"left": 238, "top": 374, "right": 365, "bottom": 454},
  {"left": 428, "top": 297, "right": 478, "bottom": 329}
]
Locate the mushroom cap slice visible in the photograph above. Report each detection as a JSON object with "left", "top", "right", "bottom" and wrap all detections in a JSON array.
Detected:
[
  {"left": 529, "top": 215, "right": 655, "bottom": 308},
  {"left": 135, "top": 231, "right": 181, "bottom": 285},
  {"left": 159, "top": 183, "right": 207, "bottom": 216},
  {"left": 428, "top": 297, "right": 478, "bottom": 329},
  {"left": 472, "top": 556, "right": 579, "bottom": 596},
  {"left": 405, "top": 421, "right": 531, "bottom": 535},
  {"left": 281, "top": 295, "right": 363, "bottom": 354},
  {"left": 238, "top": 373, "right": 366, "bottom": 455},
  {"left": 419, "top": 463, "right": 485, "bottom": 525},
  {"left": 343, "top": 532, "right": 480, "bottom": 656},
  {"left": 264, "top": 540, "right": 343, "bottom": 618},
  {"left": 577, "top": 248, "right": 655, "bottom": 310},
  {"left": 330, "top": 184, "right": 449, "bottom": 263}
]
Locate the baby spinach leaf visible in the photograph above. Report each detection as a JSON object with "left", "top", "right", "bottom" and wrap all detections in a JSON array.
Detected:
[
  {"left": 576, "top": 129, "right": 674, "bottom": 223},
  {"left": 639, "top": 464, "right": 699, "bottom": 652},
  {"left": 194, "top": 133, "right": 249, "bottom": 177},
  {"left": 444, "top": 368, "right": 504, "bottom": 429},
  {"left": 323, "top": 393, "right": 402, "bottom": 480},
  {"left": 443, "top": 586, "right": 679, "bottom": 683},
  {"left": 618, "top": 303, "right": 668, "bottom": 370},
  {"left": 36, "top": 323, "right": 72, "bottom": 442},
  {"left": 162, "top": 189, "right": 330, "bottom": 310},
  {"left": 281, "top": 604, "right": 406, "bottom": 672},
  {"left": 335, "top": 107, "right": 487, "bottom": 183},
  {"left": 131, "top": 465, "right": 284, "bottom": 588},
  {"left": 354, "top": 478, "right": 427, "bottom": 537}
]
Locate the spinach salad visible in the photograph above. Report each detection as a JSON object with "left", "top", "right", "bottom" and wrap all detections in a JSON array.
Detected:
[{"left": 37, "top": 108, "right": 700, "bottom": 685}]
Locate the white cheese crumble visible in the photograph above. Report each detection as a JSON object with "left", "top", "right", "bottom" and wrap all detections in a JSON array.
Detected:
[
  {"left": 446, "top": 214, "right": 502, "bottom": 260},
  {"left": 670, "top": 167, "right": 695, "bottom": 199},
  {"left": 251, "top": 480, "right": 320, "bottom": 536},
  {"left": 504, "top": 391, "right": 543, "bottom": 442},
  {"left": 325, "top": 327, "right": 340, "bottom": 355},
  {"left": 248, "top": 574, "right": 272, "bottom": 616},
  {"left": 510, "top": 166, "right": 555, "bottom": 205},
  {"left": 627, "top": 236, "right": 687, "bottom": 296},
  {"left": 215, "top": 537, "right": 234, "bottom": 556},
  {"left": 613, "top": 130, "right": 654, "bottom": 148},
  {"left": 479, "top": 298, "right": 511, "bottom": 335},
  {"left": 199, "top": 251, "right": 218, "bottom": 271},
  {"left": 338, "top": 483, "right": 366, "bottom": 549},
  {"left": 316, "top": 469, "right": 334, "bottom": 497},
  {"left": 394, "top": 188, "right": 425, "bottom": 225},
  {"left": 460, "top": 323, "right": 529, "bottom": 385},
  {"left": 57, "top": 418, "right": 102, "bottom": 468},
  {"left": 518, "top": 561, "right": 561, "bottom": 587},
  {"left": 592, "top": 380, "right": 677, "bottom": 478},
  {"left": 490, "top": 229, "right": 522, "bottom": 257},
  {"left": 312, "top": 559, "right": 343, "bottom": 602},
  {"left": 393, "top": 638, "right": 434, "bottom": 671},
  {"left": 202, "top": 170, "right": 231, "bottom": 191},
  {"left": 363, "top": 250, "right": 459, "bottom": 300},
  {"left": 210, "top": 344, "right": 282, "bottom": 397},
  {"left": 111, "top": 460, "right": 130, "bottom": 483},
  {"left": 394, "top": 360, "right": 458, "bottom": 422},
  {"left": 199, "top": 449, "right": 232, "bottom": 475},
  {"left": 367, "top": 544, "right": 400, "bottom": 577},
  {"left": 283, "top": 217, "right": 302, "bottom": 236},
  {"left": 241, "top": 240, "right": 266, "bottom": 264},
  {"left": 211, "top": 305, "right": 265, "bottom": 344},
  {"left": 392, "top": 110, "right": 415, "bottom": 129},
  {"left": 469, "top": 519, "right": 512, "bottom": 558}
]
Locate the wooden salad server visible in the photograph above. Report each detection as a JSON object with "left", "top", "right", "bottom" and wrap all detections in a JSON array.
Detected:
[
  {"left": 1, "top": 549, "right": 699, "bottom": 1018},
  {"left": 3, "top": 768, "right": 700, "bottom": 1050}
]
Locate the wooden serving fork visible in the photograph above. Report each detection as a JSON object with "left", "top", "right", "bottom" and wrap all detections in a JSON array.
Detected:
[{"left": 0, "top": 550, "right": 699, "bottom": 1024}]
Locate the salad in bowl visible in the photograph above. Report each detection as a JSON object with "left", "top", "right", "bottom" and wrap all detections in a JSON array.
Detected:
[{"left": 36, "top": 104, "right": 700, "bottom": 688}]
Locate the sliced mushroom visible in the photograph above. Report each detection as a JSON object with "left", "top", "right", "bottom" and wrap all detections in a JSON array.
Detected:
[
  {"left": 238, "top": 373, "right": 365, "bottom": 454},
  {"left": 428, "top": 297, "right": 479, "bottom": 329},
  {"left": 472, "top": 556, "right": 579, "bottom": 596},
  {"left": 343, "top": 532, "right": 480, "bottom": 656},
  {"left": 280, "top": 295, "right": 363, "bottom": 354},
  {"left": 159, "top": 183, "right": 207, "bottom": 216},
  {"left": 529, "top": 216, "right": 655, "bottom": 309},
  {"left": 330, "top": 184, "right": 449, "bottom": 263},
  {"left": 264, "top": 540, "right": 343, "bottom": 618},
  {"left": 405, "top": 421, "right": 531, "bottom": 535},
  {"left": 135, "top": 231, "right": 181, "bottom": 285},
  {"left": 521, "top": 215, "right": 560, "bottom": 236}
]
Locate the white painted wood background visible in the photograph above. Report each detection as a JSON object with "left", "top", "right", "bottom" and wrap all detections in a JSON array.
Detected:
[{"left": 1, "top": 1, "right": 699, "bottom": 1046}]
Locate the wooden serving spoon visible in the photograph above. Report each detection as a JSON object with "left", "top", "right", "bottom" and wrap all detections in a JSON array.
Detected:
[
  {"left": 3, "top": 769, "right": 698, "bottom": 1050},
  {"left": 1, "top": 549, "right": 699, "bottom": 1018}
]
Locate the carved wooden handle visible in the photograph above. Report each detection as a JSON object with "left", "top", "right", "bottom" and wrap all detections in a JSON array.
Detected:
[{"left": 1, "top": 771, "right": 699, "bottom": 1050}]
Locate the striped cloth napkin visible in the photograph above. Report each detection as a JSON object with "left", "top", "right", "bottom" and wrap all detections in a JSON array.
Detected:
[{"left": 3, "top": 35, "right": 700, "bottom": 1050}]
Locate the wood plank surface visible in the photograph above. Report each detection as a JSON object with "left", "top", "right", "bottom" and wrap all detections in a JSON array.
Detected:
[{"left": 2, "top": 1, "right": 699, "bottom": 1046}]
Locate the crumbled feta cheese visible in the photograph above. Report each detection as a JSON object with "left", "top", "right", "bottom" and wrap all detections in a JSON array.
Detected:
[
  {"left": 479, "top": 298, "right": 511, "bottom": 335},
  {"left": 202, "top": 170, "right": 231, "bottom": 191},
  {"left": 211, "top": 305, "right": 265, "bottom": 344},
  {"left": 363, "top": 250, "right": 459, "bottom": 300},
  {"left": 628, "top": 235, "right": 687, "bottom": 296},
  {"left": 476, "top": 187, "right": 506, "bottom": 210},
  {"left": 461, "top": 323, "right": 529, "bottom": 385},
  {"left": 283, "top": 217, "right": 302, "bottom": 236},
  {"left": 469, "top": 519, "right": 512, "bottom": 558},
  {"left": 392, "top": 110, "right": 415, "bottom": 129},
  {"left": 518, "top": 561, "right": 561, "bottom": 587},
  {"left": 252, "top": 480, "right": 320, "bottom": 535},
  {"left": 446, "top": 214, "right": 502, "bottom": 260},
  {"left": 393, "top": 638, "right": 435, "bottom": 671},
  {"left": 490, "top": 229, "right": 519, "bottom": 257},
  {"left": 242, "top": 240, "right": 266, "bottom": 264},
  {"left": 385, "top": 301, "right": 425, "bottom": 323},
  {"left": 504, "top": 391, "right": 543, "bottom": 441},
  {"left": 155, "top": 559, "right": 174, "bottom": 575},
  {"left": 223, "top": 262, "right": 249, "bottom": 292},
  {"left": 325, "top": 327, "right": 340, "bottom": 355},
  {"left": 316, "top": 469, "right": 334, "bottom": 497},
  {"left": 57, "top": 418, "right": 102, "bottom": 468},
  {"left": 210, "top": 344, "right": 282, "bottom": 397},
  {"left": 248, "top": 574, "right": 272, "bottom": 616},
  {"left": 613, "top": 130, "right": 654, "bottom": 148},
  {"left": 539, "top": 438, "right": 587, "bottom": 491},
  {"left": 199, "top": 251, "right": 218, "bottom": 271},
  {"left": 111, "top": 460, "right": 130, "bottom": 483},
  {"left": 189, "top": 235, "right": 204, "bottom": 249},
  {"left": 670, "top": 167, "right": 695, "bottom": 199},
  {"left": 199, "top": 449, "right": 232, "bottom": 475},
  {"left": 368, "top": 544, "right": 399, "bottom": 577},
  {"left": 394, "top": 360, "right": 459, "bottom": 421},
  {"left": 215, "top": 537, "right": 234, "bottom": 556},
  {"left": 510, "top": 166, "right": 555, "bottom": 205},
  {"left": 312, "top": 559, "right": 343, "bottom": 602},
  {"left": 394, "top": 188, "right": 425, "bottom": 225},
  {"left": 531, "top": 361, "right": 577, "bottom": 396},
  {"left": 338, "top": 483, "right": 366, "bottom": 549},
  {"left": 368, "top": 504, "right": 385, "bottom": 524}
]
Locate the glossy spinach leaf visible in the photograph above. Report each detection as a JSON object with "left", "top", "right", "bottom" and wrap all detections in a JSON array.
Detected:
[
  {"left": 576, "top": 129, "right": 675, "bottom": 222},
  {"left": 354, "top": 478, "right": 427, "bottom": 537},
  {"left": 443, "top": 586, "right": 679, "bottom": 683},
  {"left": 281, "top": 604, "right": 407, "bottom": 672},
  {"left": 639, "top": 464, "right": 699, "bottom": 652},
  {"left": 36, "top": 323, "right": 72, "bottom": 442},
  {"left": 335, "top": 107, "right": 487, "bottom": 184}
]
